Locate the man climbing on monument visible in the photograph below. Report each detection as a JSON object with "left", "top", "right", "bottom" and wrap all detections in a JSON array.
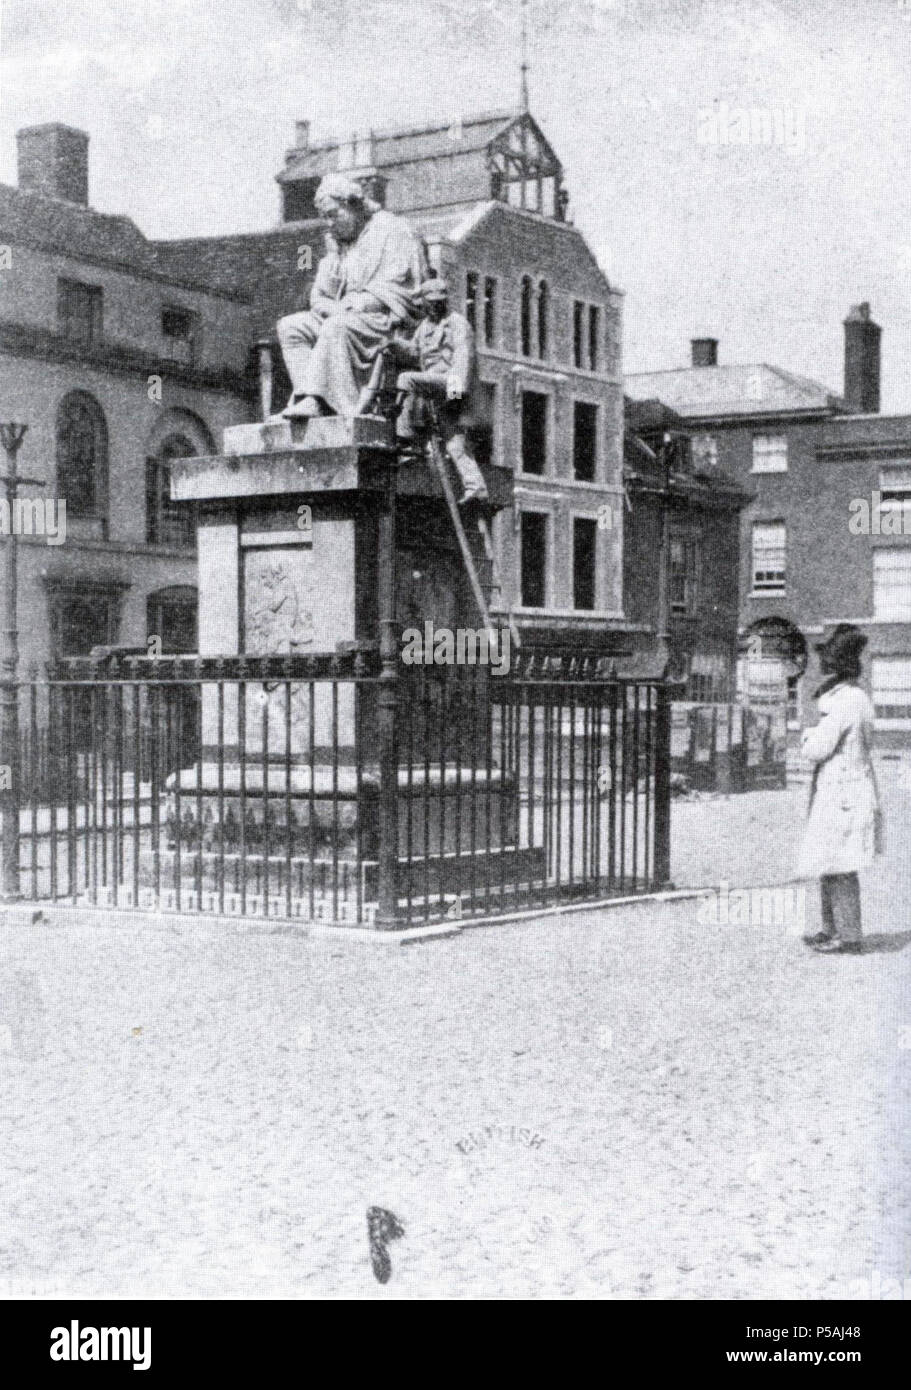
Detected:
[
  {"left": 393, "top": 276, "right": 489, "bottom": 506},
  {"left": 275, "top": 173, "right": 425, "bottom": 419}
]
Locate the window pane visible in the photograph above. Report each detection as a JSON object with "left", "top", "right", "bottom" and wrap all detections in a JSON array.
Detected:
[
  {"left": 669, "top": 536, "right": 699, "bottom": 614},
  {"left": 57, "top": 393, "right": 106, "bottom": 518},
  {"left": 537, "top": 280, "right": 548, "bottom": 358},
  {"left": 588, "top": 305, "right": 599, "bottom": 371},
  {"left": 878, "top": 465, "right": 911, "bottom": 526},
  {"left": 573, "top": 301, "right": 584, "bottom": 369},
  {"left": 521, "top": 512, "right": 548, "bottom": 608},
  {"left": 521, "top": 391, "right": 548, "bottom": 474},
  {"left": 146, "top": 436, "right": 196, "bottom": 548},
  {"left": 465, "top": 271, "right": 478, "bottom": 332},
  {"left": 520, "top": 276, "right": 533, "bottom": 357},
  {"left": 751, "top": 521, "right": 786, "bottom": 591},
  {"left": 58, "top": 279, "right": 102, "bottom": 345},
  {"left": 55, "top": 593, "right": 116, "bottom": 656},
  {"left": 752, "top": 434, "right": 788, "bottom": 472},
  {"left": 872, "top": 657, "right": 911, "bottom": 722},
  {"left": 148, "top": 592, "right": 198, "bottom": 653},
  {"left": 162, "top": 307, "right": 195, "bottom": 340},
  {"left": 573, "top": 517, "right": 597, "bottom": 610},
  {"left": 483, "top": 277, "right": 496, "bottom": 346},
  {"left": 879, "top": 464, "right": 911, "bottom": 491},
  {"left": 873, "top": 549, "right": 911, "bottom": 619},
  {"left": 573, "top": 400, "right": 598, "bottom": 481}
]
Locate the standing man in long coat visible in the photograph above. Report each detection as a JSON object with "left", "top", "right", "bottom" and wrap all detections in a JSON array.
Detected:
[
  {"left": 276, "top": 174, "right": 425, "bottom": 419},
  {"left": 796, "top": 625, "right": 882, "bottom": 954}
]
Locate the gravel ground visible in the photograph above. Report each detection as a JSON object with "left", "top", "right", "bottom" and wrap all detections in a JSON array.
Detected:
[{"left": 1, "top": 771, "right": 909, "bottom": 1300}]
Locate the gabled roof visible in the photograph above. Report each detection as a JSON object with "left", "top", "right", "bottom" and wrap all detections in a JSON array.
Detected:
[
  {"left": 0, "top": 181, "right": 149, "bottom": 265},
  {"left": 624, "top": 363, "right": 845, "bottom": 419},
  {"left": 0, "top": 181, "right": 248, "bottom": 300},
  {"left": 153, "top": 225, "right": 325, "bottom": 335},
  {"left": 277, "top": 109, "right": 517, "bottom": 184},
  {"left": 411, "top": 199, "right": 612, "bottom": 291}
]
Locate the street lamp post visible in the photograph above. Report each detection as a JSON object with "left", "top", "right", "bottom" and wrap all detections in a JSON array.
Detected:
[{"left": 0, "top": 423, "right": 41, "bottom": 901}]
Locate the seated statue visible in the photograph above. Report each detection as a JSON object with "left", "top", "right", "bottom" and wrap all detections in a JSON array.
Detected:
[
  {"left": 393, "top": 276, "right": 488, "bottom": 505},
  {"left": 275, "top": 173, "right": 425, "bottom": 420}
]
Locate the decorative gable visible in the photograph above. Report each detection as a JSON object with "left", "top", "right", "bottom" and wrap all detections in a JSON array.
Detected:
[{"left": 486, "top": 114, "right": 565, "bottom": 219}]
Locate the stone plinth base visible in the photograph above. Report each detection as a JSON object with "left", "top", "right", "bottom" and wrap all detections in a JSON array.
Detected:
[
  {"left": 222, "top": 415, "right": 390, "bottom": 456},
  {"left": 164, "top": 760, "right": 519, "bottom": 859}
]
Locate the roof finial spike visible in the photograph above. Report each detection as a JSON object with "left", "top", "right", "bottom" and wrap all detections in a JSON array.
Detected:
[{"left": 519, "top": 0, "right": 530, "bottom": 113}]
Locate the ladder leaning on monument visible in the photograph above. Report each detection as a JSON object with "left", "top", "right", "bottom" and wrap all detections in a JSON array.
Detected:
[{"left": 356, "top": 348, "right": 520, "bottom": 652}]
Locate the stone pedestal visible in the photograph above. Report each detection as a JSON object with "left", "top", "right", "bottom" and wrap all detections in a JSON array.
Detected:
[{"left": 161, "top": 414, "right": 521, "bottom": 922}]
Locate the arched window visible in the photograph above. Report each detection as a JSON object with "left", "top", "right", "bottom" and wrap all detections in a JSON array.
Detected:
[
  {"left": 537, "top": 280, "right": 549, "bottom": 359},
  {"left": 520, "top": 275, "right": 534, "bottom": 357},
  {"left": 146, "top": 434, "right": 196, "bottom": 548},
  {"left": 56, "top": 391, "right": 108, "bottom": 528}
]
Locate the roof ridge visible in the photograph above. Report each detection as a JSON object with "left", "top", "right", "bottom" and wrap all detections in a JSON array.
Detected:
[
  {"left": 766, "top": 363, "right": 838, "bottom": 395},
  {"left": 154, "top": 222, "right": 325, "bottom": 248},
  {"left": 0, "top": 181, "right": 140, "bottom": 227},
  {"left": 302, "top": 108, "right": 516, "bottom": 150}
]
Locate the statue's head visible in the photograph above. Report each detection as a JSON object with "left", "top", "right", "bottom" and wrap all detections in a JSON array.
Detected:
[{"left": 314, "top": 173, "right": 375, "bottom": 244}]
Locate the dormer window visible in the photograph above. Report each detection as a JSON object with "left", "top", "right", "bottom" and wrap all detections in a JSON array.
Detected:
[{"left": 487, "top": 114, "right": 565, "bottom": 219}]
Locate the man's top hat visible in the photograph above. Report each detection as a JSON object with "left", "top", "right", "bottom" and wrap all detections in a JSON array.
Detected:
[{"left": 815, "top": 623, "right": 868, "bottom": 676}]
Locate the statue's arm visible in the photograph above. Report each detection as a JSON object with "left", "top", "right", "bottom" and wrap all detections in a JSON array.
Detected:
[{"left": 310, "top": 248, "right": 344, "bottom": 316}]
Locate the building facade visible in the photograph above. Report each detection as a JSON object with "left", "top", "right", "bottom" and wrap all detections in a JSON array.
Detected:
[
  {"left": 0, "top": 124, "right": 258, "bottom": 669},
  {"left": 627, "top": 307, "right": 911, "bottom": 738},
  {"left": 622, "top": 398, "right": 751, "bottom": 701}
]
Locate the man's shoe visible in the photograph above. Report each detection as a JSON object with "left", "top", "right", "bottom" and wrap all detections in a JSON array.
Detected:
[
  {"left": 802, "top": 931, "right": 832, "bottom": 946},
  {"left": 812, "top": 938, "right": 863, "bottom": 955},
  {"left": 283, "top": 395, "right": 325, "bottom": 420}
]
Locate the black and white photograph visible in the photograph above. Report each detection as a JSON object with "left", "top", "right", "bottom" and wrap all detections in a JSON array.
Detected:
[{"left": 0, "top": 0, "right": 909, "bottom": 1339}]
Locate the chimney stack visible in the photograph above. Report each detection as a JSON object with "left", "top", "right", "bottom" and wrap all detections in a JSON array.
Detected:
[
  {"left": 691, "top": 337, "right": 718, "bottom": 368},
  {"left": 843, "top": 302, "right": 881, "bottom": 414},
  {"left": 295, "top": 120, "right": 311, "bottom": 149},
  {"left": 17, "top": 123, "right": 89, "bottom": 205}
]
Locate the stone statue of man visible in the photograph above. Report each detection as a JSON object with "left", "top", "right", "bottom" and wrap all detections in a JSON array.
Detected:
[{"left": 275, "top": 173, "right": 425, "bottom": 419}]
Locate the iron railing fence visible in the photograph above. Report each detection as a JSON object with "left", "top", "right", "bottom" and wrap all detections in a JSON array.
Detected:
[{"left": 11, "top": 650, "right": 671, "bottom": 927}]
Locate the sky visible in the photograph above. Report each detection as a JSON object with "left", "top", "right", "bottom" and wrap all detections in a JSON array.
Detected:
[{"left": 2, "top": 0, "right": 911, "bottom": 407}]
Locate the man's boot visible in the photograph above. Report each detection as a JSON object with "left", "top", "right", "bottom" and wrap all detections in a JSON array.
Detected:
[{"left": 447, "top": 437, "right": 488, "bottom": 505}]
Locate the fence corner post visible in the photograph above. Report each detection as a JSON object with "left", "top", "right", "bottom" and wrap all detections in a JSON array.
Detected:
[
  {"left": 373, "top": 451, "right": 401, "bottom": 930},
  {"left": 653, "top": 682, "right": 672, "bottom": 890},
  {"left": 0, "top": 669, "right": 21, "bottom": 904}
]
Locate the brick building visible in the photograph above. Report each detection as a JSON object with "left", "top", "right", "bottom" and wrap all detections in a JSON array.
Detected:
[
  {"left": 626, "top": 306, "right": 911, "bottom": 739},
  {"left": 0, "top": 123, "right": 256, "bottom": 668}
]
